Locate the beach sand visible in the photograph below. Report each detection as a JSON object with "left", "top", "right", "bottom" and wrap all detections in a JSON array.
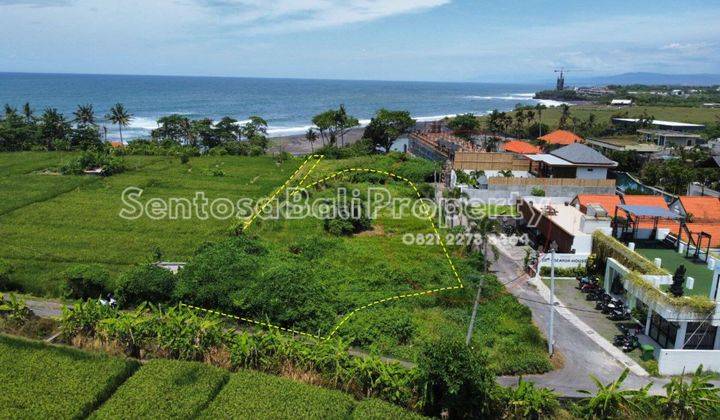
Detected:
[{"left": 268, "top": 127, "right": 366, "bottom": 155}]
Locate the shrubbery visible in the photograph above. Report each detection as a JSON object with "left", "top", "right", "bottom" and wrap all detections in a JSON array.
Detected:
[
  {"left": 417, "top": 333, "right": 497, "bottom": 418},
  {"left": 60, "top": 151, "right": 126, "bottom": 175},
  {"left": 323, "top": 201, "right": 372, "bottom": 236},
  {"left": 173, "top": 236, "right": 267, "bottom": 312},
  {"left": 540, "top": 265, "right": 587, "bottom": 277},
  {"left": 343, "top": 307, "right": 415, "bottom": 348},
  {"left": 114, "top": 264, "right": 176, "bottom": 307},
  {"left": 61, "top": 264, "right": 112, "bottom": 299}
]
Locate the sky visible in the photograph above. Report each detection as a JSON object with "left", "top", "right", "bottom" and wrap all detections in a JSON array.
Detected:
[{"left": 1, "top": 0, "right": 719, "bottom": 82}]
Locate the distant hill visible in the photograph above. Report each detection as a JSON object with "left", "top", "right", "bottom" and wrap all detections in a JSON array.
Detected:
[{"left": 573, "top": 72, "right": 720, "bottom": 86}]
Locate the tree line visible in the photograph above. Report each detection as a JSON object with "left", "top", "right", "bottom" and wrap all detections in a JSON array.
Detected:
[{"left": 0, "top": 103, "right": 131, "bottom": 152}]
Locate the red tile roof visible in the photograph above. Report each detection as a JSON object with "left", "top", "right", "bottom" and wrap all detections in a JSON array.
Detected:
[
  {"left": 538, "top": 130, "right": 583, "bottom": 145},
  {"left": 576, "top": 194, "right": 621, "bottom": 215},
  {"left": 685, "top": 223, "right": 720, "bottom": 247},
  {"left": 503, "top": 140, "right": 541, "bottom": 154},
  {"left": 678, "top": 196, "right": 720, "bottom": 223},
  {"left": 622, "top": 195, "right": 669, "bottom": 210}
]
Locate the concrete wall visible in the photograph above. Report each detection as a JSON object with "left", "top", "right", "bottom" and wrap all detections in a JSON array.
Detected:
[
  {"left": 658, "top": 350, "right": 720, "bottom": 375},
  {"left": 576, "top": 167, "right": 608, "bottom": 180}
]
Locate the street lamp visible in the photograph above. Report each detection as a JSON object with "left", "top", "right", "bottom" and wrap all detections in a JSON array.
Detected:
[{"left": 548, "top": 241, "right": 558, "bottom": 356}]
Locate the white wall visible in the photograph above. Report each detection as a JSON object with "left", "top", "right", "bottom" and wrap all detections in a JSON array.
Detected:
[
  {"left": 571, "top": 234, "right": 594, "bottom": 254},
  {"left": 576, "top": 167, "right": 608, "bottom": 180},
  {"left": 538, "top": 252, "right": 589, "bottom": 269},
  {"left": 658, "top": 350, "right": 720, "bottom": 375}
]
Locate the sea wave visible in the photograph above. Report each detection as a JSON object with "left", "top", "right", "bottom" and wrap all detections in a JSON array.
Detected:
[
  {"left": 465, "top": 93, "right": 536, "bottom": 101},
  {"left": 117, "top": 110, "right": 499, "bottom": 138}
]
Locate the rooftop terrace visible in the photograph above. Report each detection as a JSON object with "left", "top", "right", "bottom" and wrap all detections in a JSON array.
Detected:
[{"left": 635, "top": 242, "right": 714, "bottom": 297}]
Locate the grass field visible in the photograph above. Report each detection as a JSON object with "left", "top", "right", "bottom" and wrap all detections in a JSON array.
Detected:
[
  {"left": 200, "top": 369, "right": 357, "bottom": 419},
  {"left": 0, "top": 334, "right": 138, "bottom": 419},
  {"left": 91, "top": 360, "right": 229, "bottom": 419},
  {"left": 0, "top": 334, "right": 426, "bottom": 419},
  {"left": 480, "top": 105, "right": 720, "bottom": 132},
  {"left": 0, "top": 152, "right": 551, "bottom": 374},
  {"left": 0, "top": 153, "right": 302, "bottom": 294}
]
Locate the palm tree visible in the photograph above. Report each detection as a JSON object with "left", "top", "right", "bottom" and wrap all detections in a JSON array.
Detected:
[
  {"left": 558, "top": 104, "right": 571, "bottom": 130},
  {"left": 105, "top": 103, "right": 132, "bottom": 144},
  {"left": 534, "top": 103, "right": 546, "bottom": 137},
  {"left": 468, "top": 215, "right": 500, "bottom": 273},
  {"left": 22, "top": 103, "right": 34, "bottom": 124},
  {"left": 305, "top": 128, "right": 318, "bottom": 152},
  {"left": 73, "top": 104, "right": 96, "bottom": 127}
]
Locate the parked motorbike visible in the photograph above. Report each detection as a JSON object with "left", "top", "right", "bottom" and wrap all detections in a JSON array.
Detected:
[
  {"left": 609, "top": 309, "right": 632, "bottom": 321},
  {"left": 576, "top": 276, "right": 598, "bottom": 290},
  {"left": 601, "top": 299, "right": 624, "bottom": 315},
  {"left": 621, "top": 335, "right": 640, "bottom": 352},
  {"left": 586, "top": 289, "right": 606, "bottom": 301}
]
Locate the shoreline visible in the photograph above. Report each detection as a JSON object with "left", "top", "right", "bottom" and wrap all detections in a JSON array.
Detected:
[{"left": 268, "top": 127, "right": 367, "bottom": 155}]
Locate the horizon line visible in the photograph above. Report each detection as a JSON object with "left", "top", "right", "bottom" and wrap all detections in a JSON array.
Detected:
[{"left": 0, "top": 70, "right": 554, "bottom": 86}]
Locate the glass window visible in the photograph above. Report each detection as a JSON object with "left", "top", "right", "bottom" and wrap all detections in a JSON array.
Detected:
[{"left": 685, "top": 323, "right": 717, "bottom": 350}]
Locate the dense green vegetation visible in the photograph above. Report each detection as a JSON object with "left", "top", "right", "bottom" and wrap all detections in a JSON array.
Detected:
[
  {"left": 91, "top": 360, "right": 229, "bottom": 419},
  {"left": 0, "top": 102, "right": 272, "bottom": 156},
  {"left": 0, "top": 151, "right": 550, "bottom": 373},
  {"left": 0, "top": 334, "right": 138, "bottom": 419}
]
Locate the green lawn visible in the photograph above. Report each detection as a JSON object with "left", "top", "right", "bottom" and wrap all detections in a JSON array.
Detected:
[
  {"left": 635, "top": 246, "right": 714, "bottom": 297},
  {"left": 0, "top": 334, "right": 138, "bottom": 419},
  {"left": 0, "top": 152, "right": 551, "bottom": 374}
]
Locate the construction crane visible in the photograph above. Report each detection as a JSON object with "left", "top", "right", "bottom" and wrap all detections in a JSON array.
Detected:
[
  {"left": 553, "top": 68, "right": 589, "bottom": 91},
  {"left": 554, "top": 68, "right": 567, "bottom": 91}
]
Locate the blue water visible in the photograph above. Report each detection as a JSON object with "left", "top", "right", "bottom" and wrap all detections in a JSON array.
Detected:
[{"left": 0, "top": 72, "right": 552, "bottom": 139}]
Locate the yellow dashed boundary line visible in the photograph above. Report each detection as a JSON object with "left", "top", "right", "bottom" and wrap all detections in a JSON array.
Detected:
[
  {"left": 242, "top": 154, "right": 323, "bottom": 231},
  {"left": 187, "top": 155, "right": 465, "bottom": 340}
]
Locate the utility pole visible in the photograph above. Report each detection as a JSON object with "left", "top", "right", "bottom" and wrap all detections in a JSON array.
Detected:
[
  {"left": 548, "top": 247, "right": 556, "bottom": 356},
  {"left": 466, "top": 276, "right": 483, "bottom": 345}
]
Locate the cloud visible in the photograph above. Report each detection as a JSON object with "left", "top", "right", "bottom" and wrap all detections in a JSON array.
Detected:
[
  {"left": 660, "top": 41, "right": 715, "bottom": 52},
  {"left": 193, "top": 0, "right": 451, "bottom": 33}
]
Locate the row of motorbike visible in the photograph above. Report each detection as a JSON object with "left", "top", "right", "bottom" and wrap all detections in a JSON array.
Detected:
[{"left": 576, "top": 276, "right": 640, "bottom": 352}]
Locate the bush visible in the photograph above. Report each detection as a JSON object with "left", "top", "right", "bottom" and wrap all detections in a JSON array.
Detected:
[
  {"left": 540, "top": 265, "right": 586, "bottom": 277},
  {"left": 417, "top": 333, "right": 498, "bottom": 418},
  {"left": 531, "top": 187, "right": 545, "bottom": 197},
  {"left": 351, "top": 398, "right": 427, "bottom": 419},
  {"left": 200, "top": 369, "right": 357, "bottom": 419},
  {"left": 0, "top": 334, "right": 138, "bottom": 419},
  {"left": 0, "top": 259, "right": 13, "bottom": 290},
  {"left": 498, "top": 379, "right": 559, "bottom": 419},
  {"left": 92, "top": 359, "right": 228, "bottom": 419},
  {"left": 323, "top": 201, "right": 373, "bottom": 236},
  {"left": 114, "top": 264, "right": 176, "bottom": 307},
  {"left": 60, "top": 151, "right": 126, "bottom": 176},
  {"left": 173, "top": 236, "right": 266, "bottom": 312},
  {"left": 235, "top": 256, "right": 336, "bottom": 332},
  {"left": 62, "top": 264, "right": 112, "bottom": 300},
  {"left": 343, "top": 307, "right": 415, "bottom": 347}
]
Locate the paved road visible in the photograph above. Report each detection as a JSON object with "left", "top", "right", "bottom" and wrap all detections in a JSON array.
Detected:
[{"left": 488, "top": 242, "right": 666, "bottom": 397}]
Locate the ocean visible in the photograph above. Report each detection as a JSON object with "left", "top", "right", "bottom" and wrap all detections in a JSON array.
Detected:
[{"left": 0, "top": 72, "right": 555, "bottom": 139}]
